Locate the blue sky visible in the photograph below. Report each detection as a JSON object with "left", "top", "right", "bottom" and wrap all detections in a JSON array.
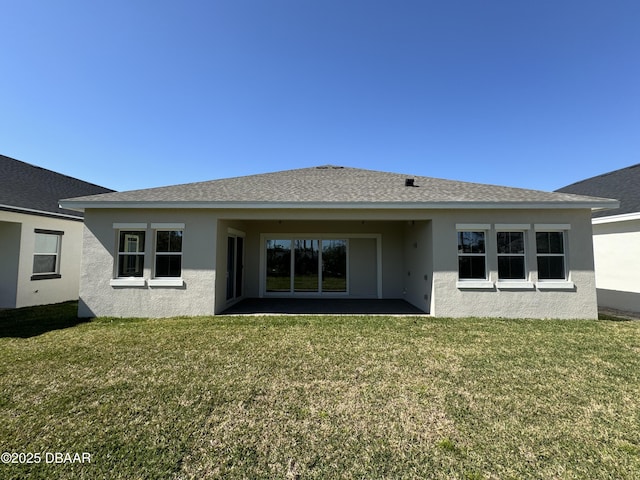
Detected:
[{"left": 2, "top": 1, "right": 639, "bottom": 192}]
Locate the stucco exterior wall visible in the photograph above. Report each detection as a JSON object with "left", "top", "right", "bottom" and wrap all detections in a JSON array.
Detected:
[
  {"left": 402, "top": 220, "right": 432, "bottom": 313},
  {"left": 592, "top": 219, "right": 640, "bottom": 312},
  {"left": 0, "top": 220, "right": 21, "bottom": 307},
  {"left": 349, "top": 238, "right": 378, "bottom": 298},
  {"left": 79, "top": 209, "right": 217, "bottom": 318},
  {"left": 430, "top": 209, "right": 597, "bottom": 319},
  {"left": 78, "top": 207, "right": 598, "bottom": 319},
  {"left": 0, "top": 210, "right": 84, "bottom": 308}
]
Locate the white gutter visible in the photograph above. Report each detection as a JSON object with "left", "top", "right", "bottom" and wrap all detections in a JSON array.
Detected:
[
  {"left": 0, "top": 203, "right": 84, "bottom": 220},
  {"left": 59, "top": 199, "right": 619, "bottom": 212},
  {"left": 592, "top": 211, "right": 640, "bottom": 224}
]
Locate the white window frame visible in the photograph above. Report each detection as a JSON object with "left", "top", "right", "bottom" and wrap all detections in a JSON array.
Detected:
[
  {"left": 534, "top": 224, "right": 574, "bottom": 290},
  {"left": 110, "top": 223, "right": 147, "bottom": 287},
  {"left": 261, "top": 235, "right": 350, "bottom": 297},
  {"left": 259, "top": 233, "right": 382, "bottom": 298},
  {"left": 456, "top": 224, "right": 492, "bottom": 289},
  {"left": 149, "top": 223, "right": 185, "bottom": 287},
  {"left": 31, "top": 229, "right": 63, "bottom": 280},
  {"left": 495, "top": 224, "right": 534, "bottom": 290}
]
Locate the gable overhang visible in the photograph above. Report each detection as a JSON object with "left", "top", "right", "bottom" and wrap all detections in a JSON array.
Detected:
[
  {"left": 59, "top": 199, "right": 619, "bottom": 213},
  {"left": 592, "top": 210, "right": 640, "bottom": 225},
  {"left": 1, "top": 203, "right": 84, "bottom": 221}
]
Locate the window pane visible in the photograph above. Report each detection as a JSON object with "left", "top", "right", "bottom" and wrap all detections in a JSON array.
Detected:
[
  {"left": 170, "top": 231, "right": 183, "bottom": 252},
  {"left": 536, "top": 232, "right": 564, "bottom": 254},
  {"left": 497, "top": 232, "right": 524, "bottom": 254},
  {"left": 548, "top": 232, "right": 564, "bottom": 254},
  {"left": 458, "top": 232, "right": 485, "bottom": 254},
  {"left": 157, "top": 231, "right": 170, "bottom": 252},
  {"left": 458, "top": 256, "right": 486, "bottom": 279},
  {"left": 119, "top": 231, "right": 145, "bottom": 253},
  {"left": 118, "top": 254, "right": 144, "bottom": 277},
  {"left": 498, "top": 256, "right": 525, "bottom": 279},
  {"left": 156, "top": 255, "right": 182, "bottom": 277},
  {"left": 537, "top": 256, "right": 565, "bottom": 280},
  {"left": 294, "top": 240, "right": 319, "bottom": 292},
  {"left": 266, "top": 240, "right": 291, "bottom": 292},
  {"left": 33, "top": 255, "right": 56, "bottom": 274},
  {"left": 35, "top": 233, "right": 59, "bottom": 254},
  {"left": 536, "top": 232, "right": 548, "bottom": 253},
  {"left": 157, "top": 230, "right": 183, "bottom": 253},
  {"left": 322, "top": 239, "right": 347, "bottom": 292}
]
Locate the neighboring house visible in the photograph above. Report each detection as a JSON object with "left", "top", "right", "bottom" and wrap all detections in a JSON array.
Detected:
[
  {"left": 60, "top": 165, "right": 617, "bottom": 319},
  {"left": 557, "top": 164, "right": 640, "bottom": 313},
  {"left": 0, "top": 154, "right": 114, "bottom": 308}
]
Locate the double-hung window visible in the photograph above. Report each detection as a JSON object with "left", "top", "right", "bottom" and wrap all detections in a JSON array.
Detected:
[
  {"left": 148, "top": 224, "right": 185, "bottom": 287},
  {"left": 32, "top": 229, "right": 63, "bottom": 280},
  {"left": 496, "top": 231, "right": 526, "bottom": 280},
  {"left": 155, "top": 230, "right": 183, "bottom": 278},
  {"left": 117, "top": 231, "right": 146, "bottom": 277},
  {"left": 536, "top": 231, "right": 567, "bottom": 280},
  {"left": 457, "top": 230, "right": 487, "bottom": 280}
]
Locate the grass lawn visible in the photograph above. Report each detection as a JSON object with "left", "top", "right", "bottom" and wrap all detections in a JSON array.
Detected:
[{"left": 1, "top": 303, "right": 639, "bottom": 479}]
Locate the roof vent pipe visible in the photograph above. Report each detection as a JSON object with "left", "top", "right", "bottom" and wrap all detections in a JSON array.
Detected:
[{"left": 405, "top": 178, "right": 415, "bottom": 187}]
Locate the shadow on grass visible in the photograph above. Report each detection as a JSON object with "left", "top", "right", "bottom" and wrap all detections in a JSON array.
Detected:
[{"left": 0, "top": 301, "right": 88, "bottom": 338}]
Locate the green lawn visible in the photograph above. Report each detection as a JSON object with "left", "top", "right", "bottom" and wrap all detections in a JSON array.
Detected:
[{"left": 1, "top": 303, "right": 639, "bottom": 479}]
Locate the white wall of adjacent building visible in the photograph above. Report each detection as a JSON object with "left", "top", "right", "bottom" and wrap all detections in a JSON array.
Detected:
[
  {"left": 592, "top": 217, "right": 640, "bottom": 313},
  {"left": 0, "top": 210, "right": 84, "bottom": 308}
]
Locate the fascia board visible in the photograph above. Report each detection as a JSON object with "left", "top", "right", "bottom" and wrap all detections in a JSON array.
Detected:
[
  {"left": 592, "top": 211, "right": 640, "bottom": 224},
  {"left": 59, "top": 200, "right": 619, "bottom": 211},
  {"left": 1, "top": 203, "right": 84, "bottom": 221}
]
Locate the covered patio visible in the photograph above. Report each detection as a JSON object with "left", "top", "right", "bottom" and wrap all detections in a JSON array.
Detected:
[{"left": 221, "top": 298, "right": 427, "bottom": 315}]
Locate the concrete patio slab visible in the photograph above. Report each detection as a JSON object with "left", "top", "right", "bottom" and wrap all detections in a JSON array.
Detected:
[{"left": 221, "top": 298, "right": 427, "bottom": 315}]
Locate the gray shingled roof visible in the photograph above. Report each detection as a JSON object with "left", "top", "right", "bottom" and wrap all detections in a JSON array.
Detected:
[
  {"left": 61, "top": 165, "right": 616, "bottom": 210},
  {"left": 556, "top": 164, "right": 640, "bottom": 218},
  {"left": 0, "top": 154, "right": 114, "bottom": 218}
]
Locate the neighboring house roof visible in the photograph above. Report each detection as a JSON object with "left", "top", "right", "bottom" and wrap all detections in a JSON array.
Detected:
[
  {"left": 61, "top": 165, "right": 618, "bottom": 211},
  {"left": 0, "top": 154, "right": 114, "bottom": 219},
  {"left": 556, "top": 163, "right": 640, "bottom": 219}
]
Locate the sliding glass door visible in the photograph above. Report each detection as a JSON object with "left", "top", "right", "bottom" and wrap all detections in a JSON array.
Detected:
[
  {"left": 294, "top": 240, "right": 319, "bottom": 292},
  {"left": 322, "top": 239, "right": 347, "bottom": 292},
  {"left": 266, "top": 238, "right": 347, "bottom": 294},
  {"left": 266, "top": 240, "right": 291, "bottom": 292},
  {"left": 226, "top": 235, "right": 244, "bottom": 301}
]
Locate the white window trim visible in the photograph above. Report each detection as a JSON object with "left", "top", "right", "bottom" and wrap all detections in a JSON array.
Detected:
[
  {"left": 116, "top": 230, "right": 146, "bottom": 278},
  {"left": 534, "top": 226, "right": 571, "bottom": 287},
  {"left": 151, "top": 223, "right": 185, "bottom": 229},
  {"left": 148, "top": 278, "right": 184, "bottom": 287},
  {"left": 456, "top": 228, "right": 489, "bottom": 285},
  {"left": 495, "top": 224, "right": 531, "bottom": 231},
  {"left": 113, "top": 222, "right": 147, "bottom": 229},
  {"left": 496, "top": 281, "right": 535, "bottom": 290},
  {"left": 536, "top": 281, "right": 575, "bottom": 290},
  {"left": 456, "top": 223, "right": 491, "bottom": 230},
  {"left": 32, "top": 229, "right": 64, "bottom": 279},
  {"left": 456, "top": 280, "right": 495, "bottom": 289},
  {"left": 496, "top": 230, "right": 528, "bottom": 283},
  {"left": 152, "top": 226, "right": 184, "bottom": 283},
  {"left": 110, "top": 278, "right": 146, "bottom": 287},
  {"left": 534, "top": 224, "right": 571, "bottom": 231},
  {"left": 112, "top": 224, "right": 148, "bottom": 285}
]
